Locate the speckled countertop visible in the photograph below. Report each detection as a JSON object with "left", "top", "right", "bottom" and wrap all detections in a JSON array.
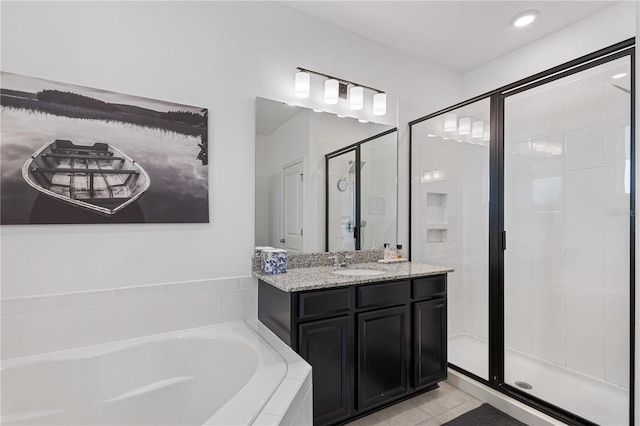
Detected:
[{"left": 254, "top": 262, "right": 453, "bottom": 292}]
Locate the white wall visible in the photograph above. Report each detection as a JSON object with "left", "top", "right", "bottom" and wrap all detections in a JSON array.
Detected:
[
  {"left": 463, "top": 1, "right": 636, "bottom": 98},
  {"left": 0, "top": 1, "right": 462, "bottom": 357},
  {"left": 256, "top": 109, "right": 309, "bottom": 249}
]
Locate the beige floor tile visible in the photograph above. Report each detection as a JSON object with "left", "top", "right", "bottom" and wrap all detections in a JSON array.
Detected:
[
  {"left": 377, "top": 406, "right": 432, "bottom": 426},
  {"left": 414, "top": 388, "right": 477, "bottom": 417},
  {"left": 415, "top": 418, "right": 442, "bottom": 426},
  {"left": 346, "top": 381, "right": 481, "bottom": 426},
  {"left": 434, "top": 399, "right": 484, "bottom": 424}
]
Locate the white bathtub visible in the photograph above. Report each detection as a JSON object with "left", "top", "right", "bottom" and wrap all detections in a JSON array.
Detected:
[{"left": 0, "top": 321, "right": 306, "bottom": 425}]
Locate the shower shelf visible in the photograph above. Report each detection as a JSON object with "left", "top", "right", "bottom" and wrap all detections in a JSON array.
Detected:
[
  {"left": 427, "top": 229, "right": 448, "bottom": 244},
  {"left": 426, "top": 192, "right": 448, "bottom": 224}
]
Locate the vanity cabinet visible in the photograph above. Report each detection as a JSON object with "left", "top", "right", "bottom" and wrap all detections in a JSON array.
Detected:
[{"left": 258, "top": 274, "right": 447, "bottom": 426}]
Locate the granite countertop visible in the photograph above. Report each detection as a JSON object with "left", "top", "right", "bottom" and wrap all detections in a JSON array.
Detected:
[{"left": 253, "top": 261, "right": 453, "bottom": 292}]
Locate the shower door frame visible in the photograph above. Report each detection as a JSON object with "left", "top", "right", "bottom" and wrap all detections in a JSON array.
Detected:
[
  {"left": 325, "top": 128, "right": 398, "bottom": 251},
  {"left": 409, "top": 38, "right": 635, "bottom": 426}
]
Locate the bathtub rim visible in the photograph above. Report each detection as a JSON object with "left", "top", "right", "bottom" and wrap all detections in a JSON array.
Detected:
[{"left": 1, "top": 320, "right": 312, "bottom": 426}]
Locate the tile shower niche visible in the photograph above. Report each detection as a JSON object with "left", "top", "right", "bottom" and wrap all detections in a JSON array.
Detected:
[{"left": 426, "top": 192, "right": 448, "bottom": 243}]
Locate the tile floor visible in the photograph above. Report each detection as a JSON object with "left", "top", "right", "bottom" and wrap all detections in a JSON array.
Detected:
[{"left": 346, "top": 381, "right": 483, "bottom": 426}]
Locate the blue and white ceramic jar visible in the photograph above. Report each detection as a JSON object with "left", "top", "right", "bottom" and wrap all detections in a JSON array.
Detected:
[
  {"left": 254, "top": 246, "right": 274, "bottom": 258},
  {"left": 261, "top": 248, "right": 287, "bottom": 274}
]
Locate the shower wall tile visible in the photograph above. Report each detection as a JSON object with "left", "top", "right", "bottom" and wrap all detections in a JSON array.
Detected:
[
  {"left": 565, "top": 125, "right": 605, "bottom": 171},
  {"left": 504, "top": 139, "right": 531, "bottom": 178},
  {"left": 605, "top": 296, "right": 629, "bottom": 340},
  {"left": 504, "top": 281, "right": 532, "bottom": 320},
  {"left": 604, "top": 121, "right": 630, "bottom": 166},
  {"left": 504, "top": 211, "right": 531, "bottom": 248},
  {"left": 565, "top": 250, "right": 604, "bottom": 293},
  {"left": 604, "top": 214, "right": 630, "bottom": 254},
  {"left": 565, "top": 168, "right": 605, "bottom": 210},
  {"left": 566, "top": 330, "right": 605, "bottom": 380},
  {"left": 505, "top": 314, "right": 533, "bottom": 354},
  {"left": 505, "top": 177, "right": 532, "bottom": 212},
  {"left": 531, "top": 133, "right": 565, "bottom": 175},
  {"left": 604, "top": 253, "right": 630, "bottom": 296},
  {"left": 564, "top": 210, "right": 604, "bottom": 252},
  {"left": 0, "top": 276, "right": 257, "bottom": 360},
  {"left": 530, "top": 248, "right": 565, "bottom": 287},
  {"left": 531, "top": 173, "right": 564, "bottom": 211},
  {"left": 604, "top": 83, "right": 630, "bottom": 123},
  {"left": 566, "top": 290, "right": 605, "bottom": 336},
  {"left": 531, "top": 285, "right": 565, "bottom": 327},
  {"left": 504, "top": 248, "right": 532, "bottom": 283},
  {"left": 532, "top": 321, "right": 565, "bottom": 366},
  {"left": 564, "top": 84, "right": 604, "bottom": 131},
  {"left": 605, "top": 334, "right": 630, "bottom": 387},
  {"left": 528, "top": 94, "right": 565, "bottom": 137},
  {"left": 604, "top": 165, "right": 630, "bottom": 210},
  {"left": 531, "top": 212, "right": 565, "bottom": 249}
]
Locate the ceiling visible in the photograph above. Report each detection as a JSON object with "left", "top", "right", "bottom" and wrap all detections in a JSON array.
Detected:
[{"left": 281, "top": 1, "right": 621, "bottom": 73}]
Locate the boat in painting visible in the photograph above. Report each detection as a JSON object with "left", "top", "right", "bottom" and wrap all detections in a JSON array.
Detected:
[{"left": 22, "top": 139, "right": 150, "bottom": 216}]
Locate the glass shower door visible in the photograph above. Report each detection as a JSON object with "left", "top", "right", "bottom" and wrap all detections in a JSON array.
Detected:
[
  {"left": 411, "top": 98, "right": 491, "bottom": 380},
  {"left": 503, "top": 56, "right": 631, "bottom": 425},
  {"left": 360, "top": 131, "right": 397, "bottom": 251},
  {"left": 327, "top": 150, "right": 357, "bottom": 251}
]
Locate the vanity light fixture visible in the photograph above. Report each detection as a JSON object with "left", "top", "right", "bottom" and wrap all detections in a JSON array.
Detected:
[
  {"left": 459, "top": 117, "right": 471, "bottom": 135},
  {"left": 444, "top": 113, "right": 457, "bottom": 132},
  {"left": 295, "top": 67, "right": 387, "bottom": 115},
  {"left": 472, "top": 120, "right": 484, "bottom": 138},
  {"left": 294, "top": 71, "right": 310, "bottom": 98},
  {"left": 373, "top": 93, "right": 387, "bottom": 116},
  {"left": 350, "top": 86, "right": 364, "bottom": 110},
  {"left": 613, "top": 73, "right": 627, "bottom": 79},
  {"left": 325, "top": 79, "right": 339, "bottom": 104},
  {"left": 510, "top": 10, "right": 539, "bottom": 28},
  {"left": 483, "top": 124, "right": 490, "bottom": 142}
]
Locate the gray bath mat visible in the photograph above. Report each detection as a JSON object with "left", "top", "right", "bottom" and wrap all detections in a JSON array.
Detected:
[{"left": 442, "top": 403, "right": 528, "bottom": 426}]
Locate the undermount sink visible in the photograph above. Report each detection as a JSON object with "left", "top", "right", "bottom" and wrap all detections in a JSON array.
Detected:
[{"left": 333, "top": 268, "right": 385, "bottom": 276}]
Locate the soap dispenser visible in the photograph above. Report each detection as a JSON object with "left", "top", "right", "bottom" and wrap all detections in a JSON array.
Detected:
[{"left": 383, "top": 243, "right": 391, "bottom": 260}]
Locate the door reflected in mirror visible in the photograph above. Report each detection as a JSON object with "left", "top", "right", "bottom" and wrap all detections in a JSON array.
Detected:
[{"left": 255, "top": 97, "right": 396, "bottom": 253}]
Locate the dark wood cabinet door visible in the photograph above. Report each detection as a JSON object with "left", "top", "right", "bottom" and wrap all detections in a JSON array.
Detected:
[
  {"left": 413, "top": 298, "right": 447, "bottom": 389},
  {"left": 357, "top": 305, "right": 410, "bottom": 411},
  {"left": 298, "top": 316, "right": 353, "bottom": 426}
]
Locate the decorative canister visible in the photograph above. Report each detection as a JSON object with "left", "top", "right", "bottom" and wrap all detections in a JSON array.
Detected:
[
  {"left": 261, "top": 248, "right": 287, "bottom": 274},
  {"left": 254, "top": 246, "right": 274, "bottom": 257}
]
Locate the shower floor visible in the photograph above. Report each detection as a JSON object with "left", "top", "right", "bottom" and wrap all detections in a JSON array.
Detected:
[{"left": 448, "top": 333, "right": 628, "bottom": 426}]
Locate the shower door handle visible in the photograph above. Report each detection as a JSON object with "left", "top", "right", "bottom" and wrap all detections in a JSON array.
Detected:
[{"left": 501, "top": 230, "right": 506, "bottom": 251}]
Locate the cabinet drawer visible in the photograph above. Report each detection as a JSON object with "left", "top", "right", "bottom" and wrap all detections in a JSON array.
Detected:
[
  {"left": 412, "top": 275, "right": 446, "bottom": 300},
  {"left": 298, "top": 287, "right": 352, "bottom": 320},
  {"left": 357, "top": 280, "right": 410, "bottom": 309}
]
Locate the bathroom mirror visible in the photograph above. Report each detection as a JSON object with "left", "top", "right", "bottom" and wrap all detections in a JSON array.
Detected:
[{"left": 255, "top": 97, "right": 395, "bottom": 253}]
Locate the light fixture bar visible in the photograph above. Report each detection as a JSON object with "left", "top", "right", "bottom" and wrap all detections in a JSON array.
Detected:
[{"left": 296, "top": 67, "right": 384, "bottom": 94}]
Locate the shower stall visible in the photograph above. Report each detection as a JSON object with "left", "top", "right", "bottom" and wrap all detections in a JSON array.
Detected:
[
  {"left": 326, "top": 129, "right": 397, "bottom": 251},
  {"left": 410, "top": 41, "right": 633, "bottom": 425}
]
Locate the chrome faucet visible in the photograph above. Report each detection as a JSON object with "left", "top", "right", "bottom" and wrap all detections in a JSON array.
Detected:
[{"left": 329, "top": 253, "right": 354, "bottom": 269}]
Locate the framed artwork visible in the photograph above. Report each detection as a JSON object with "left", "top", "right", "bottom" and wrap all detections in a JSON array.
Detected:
[{"left": 1, "top": 72, "right": 209, "bottom": 224}]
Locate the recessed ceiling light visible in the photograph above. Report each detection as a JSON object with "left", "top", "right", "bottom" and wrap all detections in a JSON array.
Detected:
[
  {"left": 337, "top": 114, "right": 346, "bottom": 118},
  {"left": 358, "top": 119, "right": 369, "bottom": 123},
  {"left": 313, "top": 109, "right": 323, "bottom": 113},
  {"left": 510, "top": 10, "right": 539, "bottom": 28},
  {"left": 612, "top": 73, "right": 627, "bottom": 79}
]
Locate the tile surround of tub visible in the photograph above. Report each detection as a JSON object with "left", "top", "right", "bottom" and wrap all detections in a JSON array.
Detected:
[{"left": 1, "top": 276, "right": 258, "bottom": 359}]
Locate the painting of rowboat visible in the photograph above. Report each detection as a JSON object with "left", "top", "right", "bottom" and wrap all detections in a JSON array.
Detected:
[
  {"left": 1, "top": 72, "right": 208, "bottom": 224},
  {"left": 23, "top": 140, "right": 151, "bottom": 216}
]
